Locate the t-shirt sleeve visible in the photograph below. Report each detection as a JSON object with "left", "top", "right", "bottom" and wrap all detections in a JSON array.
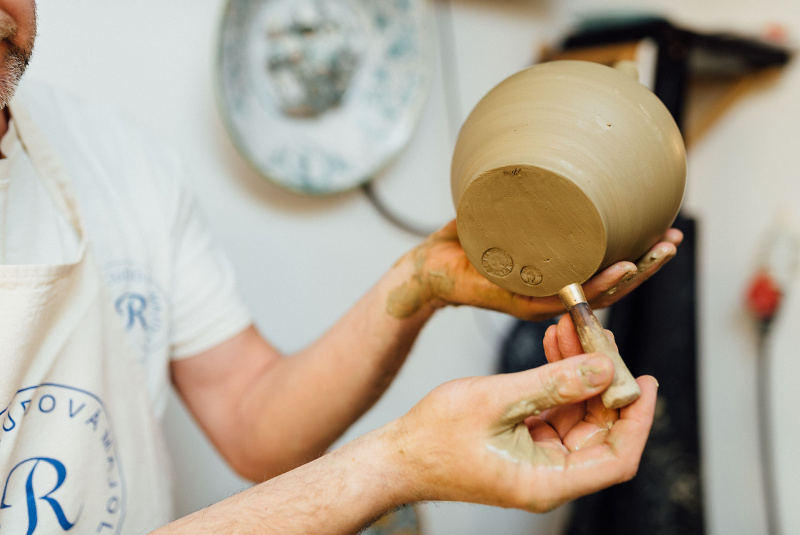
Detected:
[{"left": 166, "top": 163, "right": 253, "bottom": 359}]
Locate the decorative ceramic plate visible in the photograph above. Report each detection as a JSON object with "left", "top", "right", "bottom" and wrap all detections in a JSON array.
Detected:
[{"left": 216, "top": 0, "right": 435, "bottom": 195}]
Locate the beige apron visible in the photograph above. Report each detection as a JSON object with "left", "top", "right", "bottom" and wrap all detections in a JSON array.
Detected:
[{"left": 0, "top": 99, "right": 173, "bottom": 534}]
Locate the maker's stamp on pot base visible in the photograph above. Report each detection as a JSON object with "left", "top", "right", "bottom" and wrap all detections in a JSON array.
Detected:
[
  {"left": 482, "top": 248, "right": 513, "bottom": 277},
  {"left": 520, "top": 266, "right": 543, "bottom": 285}
]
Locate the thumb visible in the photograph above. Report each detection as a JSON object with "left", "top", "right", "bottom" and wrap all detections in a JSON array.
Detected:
[{"left": 494, "top": 354, "right": 614, "bottom": 424}]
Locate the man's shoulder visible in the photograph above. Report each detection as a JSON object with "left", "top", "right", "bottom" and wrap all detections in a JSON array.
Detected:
[
  {"left": 15, "top": 79, "right": 182, "bottom": 177},
  {"left": 14, "top": 79, "right": 184, "bottom": 202}
]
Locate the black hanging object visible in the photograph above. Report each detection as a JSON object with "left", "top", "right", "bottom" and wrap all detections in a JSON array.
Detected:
[
  {"left": 566, "top": 213, "right": 702, "bottom": 535},
  {"left": 496, "top": 16, "right": 791, "bottom": 535},
  {"left": 498, "top": 317, "right": 558, "bottom": 374}
]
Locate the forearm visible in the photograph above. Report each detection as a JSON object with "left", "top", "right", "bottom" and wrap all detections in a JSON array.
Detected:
[
  {"left": 167, "top": 313, "right": 657, "bottom": 533},
  {"left": 183, "top": 220, "right": 677, "bottom": 480},
  {"left": 232, "top": 262, "right": 435, "bottom": 479},
  {"left": 153, "top": 425, "right": 409, "bottom": 535}
]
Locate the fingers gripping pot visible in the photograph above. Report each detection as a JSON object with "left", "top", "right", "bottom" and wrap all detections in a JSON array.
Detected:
[{"left": 451, "top": 61, "right": 686, "bottom": 408}]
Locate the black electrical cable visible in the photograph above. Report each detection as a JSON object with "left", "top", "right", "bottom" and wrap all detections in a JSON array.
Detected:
[
  {"left": 756, "top": 320, "right": 780, "bottom": 535},
  {"left": 435, "top": 0, "right": 465, "bottom": 142},
  {"left": 362, "top": 0, "right": 462, "bottom": 238},
  {"left": 360, "top": 181, "right": 435, "bottom": 237}
]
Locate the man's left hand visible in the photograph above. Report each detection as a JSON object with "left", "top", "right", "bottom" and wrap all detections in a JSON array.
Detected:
[{"left": 385, "top": 219, "right": 683, "bottom": 322}]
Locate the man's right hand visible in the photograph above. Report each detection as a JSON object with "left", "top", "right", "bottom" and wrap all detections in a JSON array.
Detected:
[
  {"left": 156, "top": 317, "right": 657, "bottom": 534},
  {"left": 385, "top": 316, "right": 657, "bottom": 512}
]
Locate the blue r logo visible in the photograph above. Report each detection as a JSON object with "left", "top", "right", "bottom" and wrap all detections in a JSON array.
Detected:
[
  {"left": 1, "top": 457, "right": 81, "bottom": 534},
  {"left": 114, "top": 292, "right": 148, "bottom": 331}
]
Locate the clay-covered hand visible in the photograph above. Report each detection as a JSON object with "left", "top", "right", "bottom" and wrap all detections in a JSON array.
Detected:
[
  {"left": 385, "top": 317, "right": 657, "bottom": 512},
  {"left": 386, "top": 219, "right": 682, "bottom": 322}
]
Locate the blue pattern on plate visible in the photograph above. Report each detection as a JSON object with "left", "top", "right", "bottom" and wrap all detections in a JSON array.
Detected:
[{"left": 216, "top": 0, "right": 434, "bottom": 195}]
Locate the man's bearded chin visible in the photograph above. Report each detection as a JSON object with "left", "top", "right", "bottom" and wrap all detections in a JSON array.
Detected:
[
  {"left": 0, "top": 17, "right": 35, "bottom": 109},
  {"left": 0, "top": 44, "right": 31, "bottom": 108}
]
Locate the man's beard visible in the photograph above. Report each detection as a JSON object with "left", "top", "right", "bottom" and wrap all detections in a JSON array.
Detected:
[
  {"left": 0, "top": 12, "right": 35, "bottom": 109},
  {"left": 0, "top": 41, "right": 32, "bottom": 108}
]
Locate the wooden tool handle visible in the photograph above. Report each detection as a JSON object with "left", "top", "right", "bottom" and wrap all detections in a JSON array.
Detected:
[{"left": 558, "top": 284, "right": 641, "bottom": 409}]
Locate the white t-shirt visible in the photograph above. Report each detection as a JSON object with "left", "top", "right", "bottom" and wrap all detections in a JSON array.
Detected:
[{"left": 1, "top": 81, "right": 253, "bottom": 418}]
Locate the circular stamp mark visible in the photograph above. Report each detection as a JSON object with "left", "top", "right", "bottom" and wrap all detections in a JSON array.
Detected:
[
  {"left": 520, "top": 266, "right": 543, "bottom": 286},
  {"left": 481, "top": 248, "right": 513, "bottom": 277}
]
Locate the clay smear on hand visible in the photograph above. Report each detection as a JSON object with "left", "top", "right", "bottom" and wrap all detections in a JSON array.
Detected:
[
  {"left": 386, "top": 236, "right": 455, "bottom": 319},
  {"left": 602, "top": 243, "right": 676, "bottom": 297},
  {"left": 487, "top": 425, "right": 566, "bottom": 468},
  {"left": 636, "top": 245, "right": 675, "bottom": 274},
  {"left": 486, "top": 358, "right": 612, "bottom": 467}
]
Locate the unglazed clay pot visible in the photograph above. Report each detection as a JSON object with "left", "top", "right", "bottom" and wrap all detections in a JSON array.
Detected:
[{"left": 451, "top": 60, "right": 686, "bottom": 297}]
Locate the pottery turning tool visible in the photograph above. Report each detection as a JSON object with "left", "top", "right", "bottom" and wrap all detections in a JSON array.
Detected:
[{"left": 558, "top": 283, "right": 640, "bottom": 409}]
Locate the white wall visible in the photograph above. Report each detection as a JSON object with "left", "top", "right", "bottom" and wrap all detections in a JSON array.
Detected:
[{"left": 26, "top": 0, "right": 800, "bottom": 534}]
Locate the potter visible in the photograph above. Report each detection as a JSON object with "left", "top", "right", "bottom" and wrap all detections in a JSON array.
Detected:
[
  {"left": 451, "top": 60, "right": 686, "bottom": 297},
  {"left": 1, "top": 0, "right": 684, "bottom": 530}
]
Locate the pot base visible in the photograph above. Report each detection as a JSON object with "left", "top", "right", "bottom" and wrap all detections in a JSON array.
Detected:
[{"left": 456, "top": 164, "right": 607, "bottom": 297}]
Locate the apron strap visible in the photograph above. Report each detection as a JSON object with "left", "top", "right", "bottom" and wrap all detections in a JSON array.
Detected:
[{"left": 7, "top": 97, "right": 87, "bottom": 245}]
